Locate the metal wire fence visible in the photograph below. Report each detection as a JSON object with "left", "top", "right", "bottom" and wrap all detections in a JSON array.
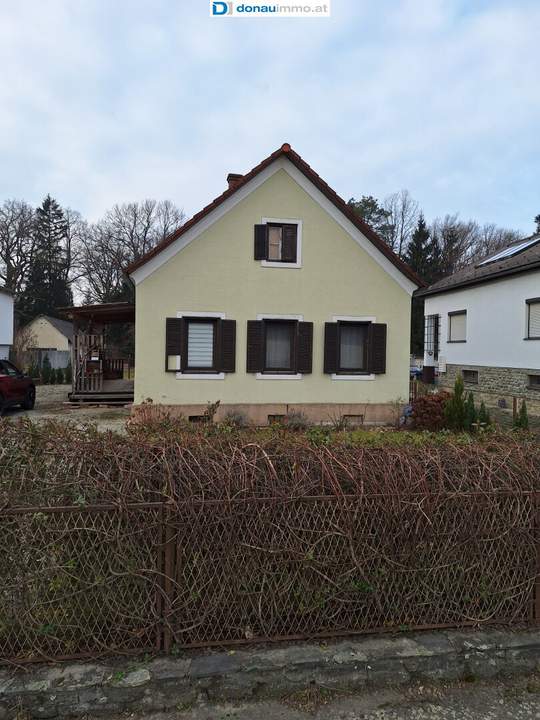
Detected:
[{"left": 0, "top": 419, "right": 539, "bottom": 662}]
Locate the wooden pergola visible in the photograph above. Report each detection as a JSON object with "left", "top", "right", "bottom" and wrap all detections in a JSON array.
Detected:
[{"left": 59, "top": 302, "right": 135, "bottom": 403}]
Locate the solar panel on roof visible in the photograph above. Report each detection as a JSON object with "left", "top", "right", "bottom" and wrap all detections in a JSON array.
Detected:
[{"left": 477, "top": 236, "right": 540, "bottom": 266}]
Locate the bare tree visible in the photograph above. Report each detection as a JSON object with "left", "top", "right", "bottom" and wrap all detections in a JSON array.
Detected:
[
  {"left": 384, "top": 189, "right": 420, "bottom": 258},
  {"left": 76, "top": 200, "right": 185, "bottom": 303},
  {"left": 0, "top": 199, "right": 35, "bottom": 294}
]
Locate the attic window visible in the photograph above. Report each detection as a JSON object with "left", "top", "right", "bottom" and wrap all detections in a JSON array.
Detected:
[{"left": 254, "top": 219, "right": 302, "bottom": 267}]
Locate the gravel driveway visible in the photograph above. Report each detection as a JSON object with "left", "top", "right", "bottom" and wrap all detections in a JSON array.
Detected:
[{"left": 2, "top": 383, "right": 130, "bottom": 433}]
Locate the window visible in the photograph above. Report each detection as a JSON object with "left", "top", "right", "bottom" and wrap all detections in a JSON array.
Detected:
[
  {"left": 448, "top": 311, "right": 467, "bottom": 342},
  {"left": 462, "top": 369, "right": 478, "bottom": 384},
  {"left": 187, "top": 321, "right": 215, "bottom": 369},
  {"left": 264, "top": 320, "right": 295, "bottom": 372},
  {"left": 165, "top": 316, "right": 236, "bottom": 375},
  {"left": 526, "top": 299, "right": 540, "bottom": 339},
  {"left": 338, "top": 322, "right": 368, "bottom": 373},
  {"left": 254, "top": 221, "right": 300, "bottom": 265},
  {"left": 0, "top": 361, "right": 19, "bottom": 377},
  {"left": 424, "top": 314, "right": 440, "bottom": 360},
  {"left": 528, "top": 375, "right": 540, "bottom": 390}
]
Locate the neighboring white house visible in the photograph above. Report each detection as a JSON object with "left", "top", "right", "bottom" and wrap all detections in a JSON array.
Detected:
[
  {"left": 0, "top": 287, "right": 14, "bottom": 360},
  {"left": 417, "top": 234, "right": 540, "bottom": 409}
]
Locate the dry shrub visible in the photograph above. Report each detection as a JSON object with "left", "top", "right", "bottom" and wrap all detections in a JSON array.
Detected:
[{"left": 411, "top": 391, "right": 451, "bottom": 430}]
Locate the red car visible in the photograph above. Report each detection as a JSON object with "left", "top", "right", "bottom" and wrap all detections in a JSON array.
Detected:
[{"left": 0, "top": 360, "right": 35, "bottom": 414}]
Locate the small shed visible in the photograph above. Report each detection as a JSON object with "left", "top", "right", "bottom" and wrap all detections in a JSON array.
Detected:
[{"left": 60, "top": 302, "right": 135, "bottom": 403}]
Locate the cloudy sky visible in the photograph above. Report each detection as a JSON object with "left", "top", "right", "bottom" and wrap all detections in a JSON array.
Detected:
[{"left": 0, "top": 0, "right": 538, "bottom": 233}]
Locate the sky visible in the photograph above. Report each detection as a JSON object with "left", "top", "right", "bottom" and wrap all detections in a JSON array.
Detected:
[{"left": 0, "top": 0, "right": 539, "bottom": 234}]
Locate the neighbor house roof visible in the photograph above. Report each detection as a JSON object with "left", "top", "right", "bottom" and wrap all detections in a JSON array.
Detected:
[
  {"left": 31, "top": 314, "right": 74, "bottom": 339},
  {"left": 416, "top": 234, "right": 540, "bottom": 298},
  {"left": 59, "top": 302, "right": 135, "bottom": 324},
  {"left": 126, "top": 143, "right": 423, "bottom": 287}
]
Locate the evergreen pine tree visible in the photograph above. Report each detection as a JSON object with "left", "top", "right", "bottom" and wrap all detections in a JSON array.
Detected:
[
  {"left": 41, "top": 355, "right": 51, "bottom": 384},
  {"left": 444, "top": 374, "right": 467, "bottom": 430},
  {"left": 18, "top": 195, "right": 73, "bottom": 322},
  {"left": 464, "top": 392, "right": 477, "bottom": 431},
  {"left": 514, "top": 400, "right": 529, "bottom": 430},
  {"left": 64, "top": 364, "right": 72, "bottom": 385},
  {"left": 478, "top": 401, "right": 491, "bottom": 427},
  {"left": 405, "top": 215, "right": 431, "bottom": 354}
]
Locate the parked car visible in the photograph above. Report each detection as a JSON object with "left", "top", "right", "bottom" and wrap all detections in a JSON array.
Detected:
[{"left": 0, "top": 360, "right": 35, "bottom": 414}]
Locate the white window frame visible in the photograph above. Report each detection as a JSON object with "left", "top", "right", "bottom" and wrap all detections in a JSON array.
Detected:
[
  {"left": 260, "top": 217, "right": 302, "bottom": 269},
  {"left": 255, "top": 313, "right": 304, "bottom": 379},
  {"left": 330, "top": 315, "right": 376, "bottom": 381},
  {"left": 174, "top": 311, "right": 226, "bottom": 380},
  {"left": 448, "top": 310, "right": 467, "bottom": 343}
]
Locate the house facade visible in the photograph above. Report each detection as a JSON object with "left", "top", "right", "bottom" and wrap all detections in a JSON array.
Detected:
[
  {"left": 0, "top": 287, "right": 14, "bottom": 360},
  {"left": 127, "top": 144, "right": 420, "bottom": 425},
  {"left": 418, "top": 235, "right": 540, "bottom": 412},
  {"left": 17, "top": 314, "right": 73, "bottom": 370}
]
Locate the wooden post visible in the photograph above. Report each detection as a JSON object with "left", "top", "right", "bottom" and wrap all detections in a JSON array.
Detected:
[{"left": 162, "top": 508, "right": 175, "bottom": 653}]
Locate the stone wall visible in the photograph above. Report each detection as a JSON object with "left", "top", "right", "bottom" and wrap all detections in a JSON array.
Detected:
[
  {"left": 1, "top": 629, "right": 539, "bottom": 718},
  {"left": 441, "top": 364, "right": 540, "bottom": 416}
]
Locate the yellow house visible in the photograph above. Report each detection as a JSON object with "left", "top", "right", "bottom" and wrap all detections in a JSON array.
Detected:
[
  {"left": 127, "top": 144, "right": 421, "bottom": 425},
  {"left": 22, "top": 315, "right": 73, "bottom": 353}
]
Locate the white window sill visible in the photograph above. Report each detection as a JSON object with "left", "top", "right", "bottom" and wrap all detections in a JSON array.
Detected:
[
  {"left": 331, "top": 374, "right": 375, "bottom": 381},
  {"left": 261, "top": 260, "right": 302, "bottom": 269},
  {"left": 175, "top": 372, "right": 225, "bottom": 380},
  {"left": 256, "top": 373, "right": 303, "bottom": 380}
]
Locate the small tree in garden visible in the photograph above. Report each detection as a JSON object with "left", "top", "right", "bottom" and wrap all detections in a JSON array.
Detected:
[
  {"left": 49, "top": 365, "right": 57, "bottom": 384},
  {"left": 464, "top": 392, "right": 477, "bottom": 431},
  {"left": 41, "top": 355, "right": 51, "bottom": 384},
  {"left": 477, "top": 401, "right": 491, "bottom": 427},
  {"left": 514, "top": 400, "right": 529, "bottom": 430},
  {"left": 444, "top": 374, "right": 467, "bottom": 430},
  {"left": 55, "top": 367, "right": 64, "bottom": 384},
  {"left": 64, "top": 364, "right": 72, "bottom": 384}
]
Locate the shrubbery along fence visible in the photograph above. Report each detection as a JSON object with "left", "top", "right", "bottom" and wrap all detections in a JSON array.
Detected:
[{"left": 1, "top": 419, "right": 539, "bottom": 662}]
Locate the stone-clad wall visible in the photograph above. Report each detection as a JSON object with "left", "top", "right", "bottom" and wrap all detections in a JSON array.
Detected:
[{"left": 441, "top": 364, "right": 540, "bottom": 414}]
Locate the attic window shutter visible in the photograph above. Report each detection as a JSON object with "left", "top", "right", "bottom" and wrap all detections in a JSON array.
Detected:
[
  {"left": 165, "top": 317, "right": 183, "bottom": 372},
  {"left": 219, "top": 319, "right": 236, "bottom": 372},
  {"left": 323, "top": 322, "right": 339, "bottom": 374},
  {"left": 367, "top": 323, "right": 387, "bottom": 374},
  {"left": 246, "top": 320, "right": 265, "bottom": 372},
  {"left": 254, "top": 225, "right": 267, "bottom": 260},
  {"left": 281, "top": 224, "right": 298, "bottom": 263},
  {"left": 297, "top": 322, "right": 313, "bottom": 373}
]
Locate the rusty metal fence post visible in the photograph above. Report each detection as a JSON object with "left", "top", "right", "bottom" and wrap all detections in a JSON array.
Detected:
[{"left": 161, "top": 505, "right": 176, "bottom": 653}]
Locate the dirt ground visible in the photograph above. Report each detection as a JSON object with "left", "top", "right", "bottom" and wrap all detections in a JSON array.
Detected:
[
  {"left": 3, "top": 383, "right": 131, "bottom": 433},
  {"left": 92, "top": 676, "right": 540, "bottom": 720}
]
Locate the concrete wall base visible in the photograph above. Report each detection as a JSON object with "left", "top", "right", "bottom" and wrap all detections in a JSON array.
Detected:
[
  {"left": 131, "top": 402, "right": 400, "bottom": 427},
  {"left": 1, "top": 629, "right": 539, "bottom": 718}
]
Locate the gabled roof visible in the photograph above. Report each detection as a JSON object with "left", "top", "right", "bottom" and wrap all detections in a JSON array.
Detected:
[
  {"left": 126, "top": 143, "right": 422, "bottom": 287},
  {"left": 417, "top": 234, "right": 540, "bottom": 298},
  {"left": 31, "top": 314, "right": 74, "bottom": 339}
]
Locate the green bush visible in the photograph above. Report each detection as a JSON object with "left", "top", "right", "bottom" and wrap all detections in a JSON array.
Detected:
[
  {"left": 49, "top": 365, "right": 57, "bottom": 384},
  {"left": 64, "top": 364, "right": 72, "bottom": 384},
  {"left": 41, "top": 356, "right": 52, "bottom": 384},
  {"left": 55, "top": 367, "right": 64, "bottom": 384},
  {"left": 514, "top": 400, "right": 529, "bottom": 430},
  {"left": 463, "top": 392, "right": 477, "bottom": 431},
  {"left": 478, "top": 401, "right": 491, "bottom": 427},
  {"left": 444, "top": 374, "right": 467, "bottom": 431}
]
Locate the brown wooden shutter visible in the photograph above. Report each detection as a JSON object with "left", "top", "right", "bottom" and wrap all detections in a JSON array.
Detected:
[
  {"left": 323, "top": 322, "right": 338, "bottom": 374},
  {"left": 367, "top": 323, "right": 387, "bottom": 374},
  {"left": 281, "top": 224, "right": 297, "bottom": 263},
  {"left": 297, "top": 322, "right": 313, "bottom": 373},
  {"left": 165, "top": 317, "right": 183, "bottom": 372},
  {"left": 219, "top": 319, "right": 236, "bottom": 373},
  {"left": 254, "top": 225, "right": 267, "bottom": 260},
  {"left": 246, "top": 320, "right": 265, "bottom": 373}
]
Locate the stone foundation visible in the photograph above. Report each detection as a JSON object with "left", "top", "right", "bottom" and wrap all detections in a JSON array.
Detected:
[
  {"left": 1, "top": 629, "right": 538, "bottom": 718},
  {"left": 441, "top": 364, "right": 540, "bottom": 416},
  {"left": 131, "top": 402, "right": 400, "bottom": 427}
]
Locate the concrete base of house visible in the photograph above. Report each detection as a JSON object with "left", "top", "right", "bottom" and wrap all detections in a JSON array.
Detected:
[
  {"left": 132, "top": 402, "right": 400, "bottom": 427},
  {"left": 440, "top": 364, "right": 540, "bottom": 415}
]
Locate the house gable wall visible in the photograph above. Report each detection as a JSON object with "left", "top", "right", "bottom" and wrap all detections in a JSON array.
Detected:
[
  {"left": 0, "top": 292, "right": 14, "bottom": 350},
  {"left": 135, "top": 168, "right": 412, "bottom": 407},
  {"left": 24, "top": 317, "right": 71, "bottom": 352}
]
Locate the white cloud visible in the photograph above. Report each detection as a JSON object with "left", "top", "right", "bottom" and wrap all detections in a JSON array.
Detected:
[{"left": 0, "top": 0, "right": 538, "bottom": 234}]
